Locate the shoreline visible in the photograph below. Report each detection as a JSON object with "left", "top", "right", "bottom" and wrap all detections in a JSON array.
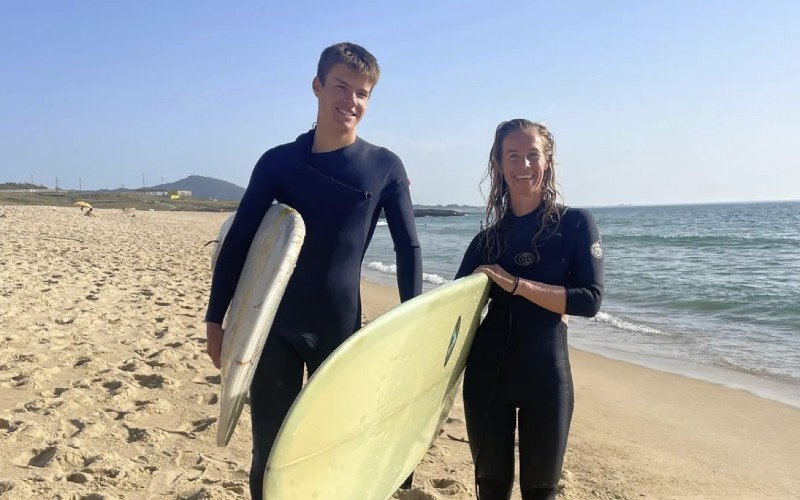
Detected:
[
  {"left": 360, "top": 268, "right": 800, "bottom": 412},
  {"left": 361, "top": 274, "right": 800, "bottom": 412},
  {"left": 569, "top": 336, "right": 800, "bottom": 411}
]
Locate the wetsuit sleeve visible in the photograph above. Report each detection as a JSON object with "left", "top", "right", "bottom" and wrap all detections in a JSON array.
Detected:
[
  {"left": 455, "top": 233, "right": 482, "bottom": 279},
  {"left": 381, "top": 164, "right": 422, "bottom": 302},
  {"left": 205, "top": 155, "right": 277, "bottom": 324},
  {"left": 565, "top": 209, "right": 604, "bottom": 317}
]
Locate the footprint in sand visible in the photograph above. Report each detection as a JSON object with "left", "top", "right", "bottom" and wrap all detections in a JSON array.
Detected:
[
  {"left": 179, "top": 487, "right": 239, "bottom": 500},
  {"left": 55, "top": 316, "right": 76, "bottom": 325},
  {"left": 0, "top": 417, "right": 24, "bottom": 434},
  {"left": 11, "top": 353, "right": 39, "bottom": 363},
  {"left": 11, "top": 368, "right": 53, "bottom": 388},
  {"left": 72, "top": 357, "right": 108, "bottom": 370},
  {"left": 103, "top": 380, "right": 126, "bottom": 394},
  {"left": 0, "top": 480, "right": 31, "bottom": 497},
  {"left": 118, "top": 359, "right": 146, "bottom": 372},
  {"left": 143, "top": 359, "right": 167, "bottom": 369},
  {"left": 134, "top": 398, "right": 174, "bottom": 414},
  {"left": 430, "top": 478, "right": 466, "bottom": 496},
  {"left": 124, "top": 425, "right": 166, "bottom": 444},
  {"left": 190, "top": 417, "right": 217, "bottom": 433},
  {"left": 393, "top": 489, "right": 438, "bottom": 500},
  {"left": 18, "top": 444, "right": 85, "bottom": 469},
  {"left": 66, "top": 472, "right": 92, "bottom": 484},
  {"left": 134, "top": 373, "right": 175, "bottom": 389},
  {"left": 41, "top": 387, "right": 70, "bottom": 398},
  {"left": 63, "top": 418, "right": 87, "bottom": 437},
  {"left": 103, "top": 408, "right": 131, "bottom": 421}
]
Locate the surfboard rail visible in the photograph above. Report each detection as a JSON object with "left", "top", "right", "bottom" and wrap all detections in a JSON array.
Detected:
[{"left": 210, "top": 203, "right": 306, "bottom": 447}]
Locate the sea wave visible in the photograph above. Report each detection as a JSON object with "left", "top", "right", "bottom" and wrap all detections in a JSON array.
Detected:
[
  {"left": 366, "top": 261, "right": 448, "bottom": 285},
  {"left": 589, "top": 311, "right": 670, "bottom": 336}
]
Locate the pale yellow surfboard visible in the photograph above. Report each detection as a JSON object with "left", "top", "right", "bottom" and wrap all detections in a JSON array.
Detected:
[
  {"left": 263, "top": 273, "right": 491, "bottom": 499},
  {"left": 210, "top": 203, "right": 305, "bottom": 447}
]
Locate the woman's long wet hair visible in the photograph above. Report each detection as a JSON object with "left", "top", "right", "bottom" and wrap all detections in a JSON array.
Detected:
[{"left": 480, "top": 119, "right": 564, "bottom": 263}]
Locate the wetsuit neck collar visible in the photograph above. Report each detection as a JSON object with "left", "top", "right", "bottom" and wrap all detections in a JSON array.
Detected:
[
  {"left": 295, "top": 127, "right": 360, "bottom": 158},
  {"left": 507, "top": 203, "right": 543, "bottom": 222}
]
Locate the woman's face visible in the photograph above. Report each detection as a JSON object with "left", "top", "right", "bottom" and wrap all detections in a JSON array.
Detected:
[{"left": 499, "top": 129, "right": 549, "bottom": 201}]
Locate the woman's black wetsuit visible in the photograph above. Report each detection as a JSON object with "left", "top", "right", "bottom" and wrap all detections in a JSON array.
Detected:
[
  {"left": 455, "top": 206, "right": 603, "bottom": 500},
  {"left": 206, "top": 128, "right": 423, "bottom": 499}
]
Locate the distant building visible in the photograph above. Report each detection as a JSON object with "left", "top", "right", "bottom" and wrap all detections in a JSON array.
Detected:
[
  {"left": 168, "top": 190, "right": 192, "bottom": 200},
  {"left": 145, "top": 191, "right": 168, "bottom": 197}
]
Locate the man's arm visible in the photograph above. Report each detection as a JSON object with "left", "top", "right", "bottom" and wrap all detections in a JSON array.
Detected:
[
  {"left": 205, "top": 154, "right": 278, "bottom": 324},
  {"left": 381, "top": 166, "right": 422, "bottom": 302}
]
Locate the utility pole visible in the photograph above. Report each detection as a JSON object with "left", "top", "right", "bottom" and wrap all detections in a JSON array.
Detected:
[
  {"left": 55, "top": 177, "right": 59, "bottom": 190},
  {"left": 79, "top": 178, "right": 82, "bottom": 193},
  {"left": 142, "top": 173, "right": 145, "bottom": 189}
]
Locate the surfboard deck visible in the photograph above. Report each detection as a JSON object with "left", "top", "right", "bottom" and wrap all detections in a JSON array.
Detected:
[
  {"left": 210, "top": 203, "right": 305, "bottom": 447},
  {"left": 263, "top": 273, "right": 490, "bottom": 499}
]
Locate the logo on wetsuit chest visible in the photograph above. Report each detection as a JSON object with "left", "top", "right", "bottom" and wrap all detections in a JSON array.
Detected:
[
  {"left": 443, "top": 316, "right": 461, "bottom": 366},
  {"left": 514, "top": 252, "right": 536, "bottom": 266}
]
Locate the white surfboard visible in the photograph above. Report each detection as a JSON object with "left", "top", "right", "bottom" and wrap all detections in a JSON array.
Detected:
[
  {"left": 210, "top": 203, "right": 305, "bottom": 447},
  {"left": 210, "top": 211, "right": 236, "bottom": 270},
  {"left": 263, "top": 273, "right": 491, "bottom": 499}
]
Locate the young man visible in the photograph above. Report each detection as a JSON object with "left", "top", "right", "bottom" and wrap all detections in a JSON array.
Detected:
[{"left": 204, "top": 42, "right": 422, "bottom": 499}]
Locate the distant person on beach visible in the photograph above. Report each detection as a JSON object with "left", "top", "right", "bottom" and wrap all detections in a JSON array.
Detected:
[
  {"left": 454, "top": 119, "right": 604, "bottom": 499},
  {"left": 204, "top": 42, "right": 422, "bottom": 498}
]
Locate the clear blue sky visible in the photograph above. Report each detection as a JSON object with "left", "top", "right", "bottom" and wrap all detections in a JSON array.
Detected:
[{"left": 2, "top": 0, "right": 798, "bottom": 206}]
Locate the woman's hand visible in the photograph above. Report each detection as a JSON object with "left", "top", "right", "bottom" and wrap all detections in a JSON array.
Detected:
[{"left": 474, "top": 264, "right": 517, "bottom": 294}]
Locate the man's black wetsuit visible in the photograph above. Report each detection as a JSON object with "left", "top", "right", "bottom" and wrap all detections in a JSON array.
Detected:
[
  {"left": 206, "top": 128, "right": 423, "bottom": 499},
  {"left": 455, "top": 206, "right": 603, "bottom": 500}
]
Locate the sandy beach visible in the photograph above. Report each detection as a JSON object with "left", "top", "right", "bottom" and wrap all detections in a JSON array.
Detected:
[{"left": 1, "top": 206, "right": 798, "bottom": 499}]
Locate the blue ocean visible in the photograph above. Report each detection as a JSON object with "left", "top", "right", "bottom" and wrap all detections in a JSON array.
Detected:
[{"left": 361, "top": 201, "right": 800, "bottom": 408}]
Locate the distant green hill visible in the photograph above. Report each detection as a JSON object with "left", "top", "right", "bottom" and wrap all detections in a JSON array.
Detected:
[
  {"left": 148, "top": 175, "right": 246, "bottom": 201},
  {"left": 0, "top": 182, "right": 48, "bottom": 190},
  {"left": 98, "top": 175, "right": 247, "bottom": 201}
]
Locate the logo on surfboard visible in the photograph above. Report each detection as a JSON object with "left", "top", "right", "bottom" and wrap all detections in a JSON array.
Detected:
[{"left": 444, "top": 316, "right": 461, "bottom": 366}]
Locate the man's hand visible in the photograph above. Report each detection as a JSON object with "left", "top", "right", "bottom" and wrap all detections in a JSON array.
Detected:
[{"left": 206, "top": 322, "right": 224, "bottom": 369}]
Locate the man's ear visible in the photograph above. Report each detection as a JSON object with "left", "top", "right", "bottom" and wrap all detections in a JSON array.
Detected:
[{"left": 312, "top": 76, "right": 321, "bottom": 97}]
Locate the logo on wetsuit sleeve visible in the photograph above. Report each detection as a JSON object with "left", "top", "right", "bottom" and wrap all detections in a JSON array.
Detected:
[{"left": 590, "top": 239, "right": 603, "bottom": 259}]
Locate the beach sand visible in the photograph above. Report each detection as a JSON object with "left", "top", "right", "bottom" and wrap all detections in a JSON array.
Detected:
[{"left": 1, "top": 206, "right": 798, "bottom": 499}]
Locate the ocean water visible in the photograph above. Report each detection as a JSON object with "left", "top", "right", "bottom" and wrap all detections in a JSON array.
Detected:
[{"left": 361, "top": 201, "right": 800, "bottom": 408}]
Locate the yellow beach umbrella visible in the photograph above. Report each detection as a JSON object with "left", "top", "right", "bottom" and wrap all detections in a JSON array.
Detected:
[{"left": 74, "top": 201, "right": 92, "bottom": 210}]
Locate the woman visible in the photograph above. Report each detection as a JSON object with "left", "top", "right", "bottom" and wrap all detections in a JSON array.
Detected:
[{"left": 456, "top": 119, "right": 604, "bottom": 499}]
